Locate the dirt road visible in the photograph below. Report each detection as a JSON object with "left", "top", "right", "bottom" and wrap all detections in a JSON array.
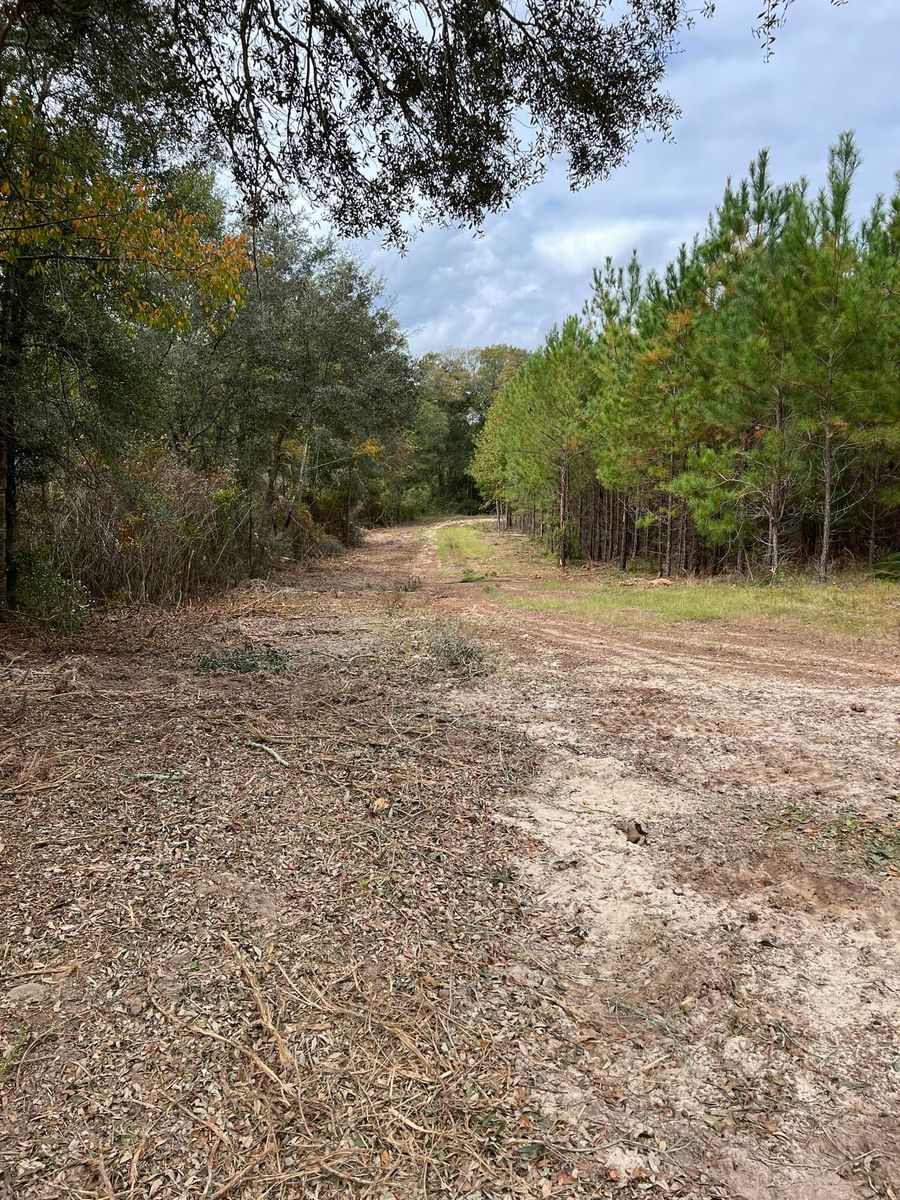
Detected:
[{"left": 2, "top": 519, "right": 898, "bottom": 1199}]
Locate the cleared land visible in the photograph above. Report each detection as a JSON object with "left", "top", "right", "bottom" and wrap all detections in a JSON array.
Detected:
[{"left": 1, "top": 519, "right": 898, "bottom": 1200}]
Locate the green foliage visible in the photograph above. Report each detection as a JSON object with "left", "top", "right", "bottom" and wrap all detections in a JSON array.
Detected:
[
  {"left": 195, "top": 640, "right": 292, "bottom": 674},
  {"left": 2, "top": 1, "right": 692, "bottom": 239},
  {"left": 474, "top": 134, "right": 900, "bottom": 577},
  {"left": 165, "top": 218, "right": 416, "bottom": 555},
  {"left": 370, "top": 346, "right": 528, "bottom": 522},
  {"left": 11, "top": 214, "right": 418, "bottom": 610},
  {"left": 15, "top": 556, "right": 92, "bottom": 633},
  {"left": 873, "top": 553, "right": 900, "bottom": 583}
]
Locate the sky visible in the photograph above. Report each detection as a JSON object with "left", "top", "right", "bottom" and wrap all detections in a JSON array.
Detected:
[{"left": 356, "top": 0, "right": 899, "bottom": 356}]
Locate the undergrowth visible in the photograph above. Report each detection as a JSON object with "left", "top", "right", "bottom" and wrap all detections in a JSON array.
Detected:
[{"left": 195, "top": 639, "right": 293, "bottom": 674}]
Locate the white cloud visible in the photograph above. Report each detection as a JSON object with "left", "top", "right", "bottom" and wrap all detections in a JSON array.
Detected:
[
  {"left": 532, "top": 221, "right": 665, "bottom": 275},
  {"left": 356, "top": 1, "right": 899, "bottom": 355}
]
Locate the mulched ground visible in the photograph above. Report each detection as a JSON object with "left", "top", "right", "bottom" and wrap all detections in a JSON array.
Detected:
[
  {"left": 0, "top": 578, "right": 535, "bottom": 1198},
  {"left": 4, "top": 531, "right": 897, "bottom": 1200},
  {"left": 2, "top": 569, "right": 716, "bottom": 1200}
]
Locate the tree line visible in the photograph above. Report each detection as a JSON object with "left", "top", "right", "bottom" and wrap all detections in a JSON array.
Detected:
[
  {"left": 3, "top": 0, "right": 711, "bottom": 627},
  {"left": 0, "top": 97, "right": 519, "bottom": 625},
  {"left": 473, "top": 134, "right": 900, "bottom": 578},
  {"left": 0, "top": 2, "right": 856, "bottom": 624}
]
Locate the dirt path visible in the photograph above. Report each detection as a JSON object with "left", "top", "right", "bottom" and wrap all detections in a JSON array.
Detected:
[{"left": 1, "top": 520, "right": 898, "bottom": 1200}]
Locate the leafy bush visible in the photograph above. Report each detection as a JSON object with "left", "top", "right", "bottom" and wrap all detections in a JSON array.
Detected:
[
  {"left": 195, "top": 639, "right": 292, "bottom": 674},
  {"left": 15, "top": 555, "right": 92, "bottom": 632}
]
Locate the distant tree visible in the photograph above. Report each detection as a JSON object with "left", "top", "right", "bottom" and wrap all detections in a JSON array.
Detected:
[
  {"left": 682, "top": 150, "right": 801, "bottom": 575},
  {"left": 474, "top": 318, "right": 595, "bottom": 566},
  {"left": 0, "top": 99, "right": 247, "bottom": 604},
  {"left": 475, "top": 131, "right": 899, "bottom": 579},
  {"left": 168, "top": 219, "right": 414, "bottom": 550},
  {"left": 782, "top": 134, "right": 890, "bottom": 578},
  {"left": 413, "top": 346, "right": 528, "bottom": 512}
]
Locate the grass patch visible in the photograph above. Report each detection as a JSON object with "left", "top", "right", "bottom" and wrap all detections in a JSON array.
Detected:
[
  {"left": 495, "top": 577, "right": 900, "bottom": 639},
  {"left": 434, "top": 523, "right": 493, "bottom": 567},
  {"left": 459, "top": 566, "right": 496, "bottom": 584},
  {"left": 433, "top": 521, "right": 899, "bottom": 639}
]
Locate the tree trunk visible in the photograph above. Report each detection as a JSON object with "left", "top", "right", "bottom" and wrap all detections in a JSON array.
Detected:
[
  {"left": 631, "top": 502, "right": 639, "bottom": 562},
  {"left": 0, "top": 269, "right": 28, "bottom": 610},
  {"left": 558, "top": 460, "right": 568, "bottom": 568},
  {"left": 768, "top": 513, "right": 780, "bottom": 579},
  {"left": 768, "top": 390, "right": 786, "bottom": 579},
  {"left": 264, "top": 439, "right": 285, "bottom": 534},
  {"left": 868, "top": 457, "right": 880, "bottom": 565},
  {"left": 344, "top": 454, "right": 354, "bottom": 547},
  {"left": 819, "top": 423, "right": 833, "bottom": 581},
  {"left": 620, "top": 497, "right": 630, "bottom": 570}
]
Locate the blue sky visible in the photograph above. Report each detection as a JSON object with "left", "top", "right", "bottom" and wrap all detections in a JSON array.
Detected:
[{"left": 357, "top": 0, "right": 899, "bottom": 355}]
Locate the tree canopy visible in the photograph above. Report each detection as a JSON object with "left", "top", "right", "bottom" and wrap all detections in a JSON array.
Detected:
[{"left": 2, "top": 1, "right": 845, "bottom": 236}]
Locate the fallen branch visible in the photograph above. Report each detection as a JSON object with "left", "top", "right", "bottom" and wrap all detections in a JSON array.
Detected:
[{"left": 246, "top": 740, "right": 290, "bottom": 767}]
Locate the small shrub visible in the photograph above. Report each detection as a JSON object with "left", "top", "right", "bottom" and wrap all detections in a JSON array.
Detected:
[
  {"left": 195, "top": 639, "right": 292, "bottom": 674},
  {"left": 393, "top": 575, "right": 422, "bottom": 592},
  {"left": 378, "top": 589, "right": 407, "bottom": 618},
  {"left": 428, "top": 627, "right": 489, "bottom": 676},
  {"left": 873, "top": 552, "right": 900, "bottom": 583},
  {"left": 624, "top": 555, "right": 658, "bottom": 575},
  {"left": 15, "top": 557, "right": 92, "bottom": 633},
  {"left": 310, "top": 533, "right": 344, "bottom": 560}
]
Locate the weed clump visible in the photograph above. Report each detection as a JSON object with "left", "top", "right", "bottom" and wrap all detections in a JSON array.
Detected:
[
  {"left": 195, "top": 639, "right": 292, "bottom": 674},
  {"left": 393, "top": 575, "right": 422, "bottom": 592},
  {"left": 825, "top": 810, "right": 900, "bottom": 874},
  {"left": 15, "top": 556, "right": 92, "bottom": 633},
  {"left": 427, "top": 627, "right": 489, "bottom": 676}
]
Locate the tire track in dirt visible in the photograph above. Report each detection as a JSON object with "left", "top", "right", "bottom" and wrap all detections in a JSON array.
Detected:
[{"left": 365, "top": 519, "right": 900, "bottom": 1200}]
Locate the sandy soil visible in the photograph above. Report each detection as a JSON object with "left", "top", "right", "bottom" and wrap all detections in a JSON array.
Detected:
[
  {"left": 375, "top": 519, "right": 900, "bottom": 1200},
  {"left": 1, "top": 519, "right": 898, "bottom": 1200}
]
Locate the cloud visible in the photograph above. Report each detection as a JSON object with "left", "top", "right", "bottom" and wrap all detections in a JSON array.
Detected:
[
  {"left": 357, "top": 1, "right": 900, "bottom": 355},
  {"left": 532, "top": 221, "right": 673, "bottom": 275}
]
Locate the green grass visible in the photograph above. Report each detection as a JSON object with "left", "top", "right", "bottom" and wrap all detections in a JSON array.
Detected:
[
  {"left": 434, "top": 523, "right": 495, "bottom": 570},
  {"left": 436, "top": 520, "right": 899, "bottom": 640},
  {"left": 494, "top": 577, "right": 900, "bottom": 639}
]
